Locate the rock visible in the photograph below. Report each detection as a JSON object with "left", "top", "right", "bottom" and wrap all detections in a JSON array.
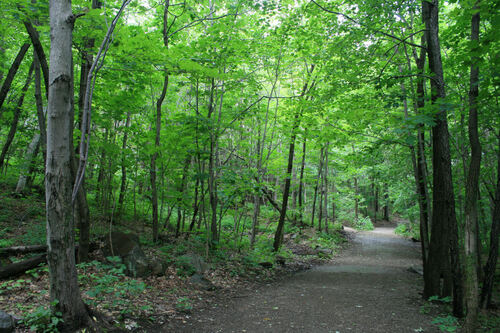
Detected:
[
  {"left": 103, "top": 232, "right": 150, "bottom": 278},
  {"left": 185, "top": 254, "right": 210, "bottom": 274},
  {"left": 316, "top": 248, "right": 333, "bottom": 255},
  {"left": 0, "top": 310, "right": 15, "bottom": 333},
  {"left": 407, "top": 266, "right": 423, "bottom": 275},
  {"left": 149, "top": 258, "right": 166, "bottom": 276},
  {"left": 189, "top": 273, "right": 215, "bottom": 291},
  {"left": 259, "top": 261, "right": 273, "bottom": 269}
]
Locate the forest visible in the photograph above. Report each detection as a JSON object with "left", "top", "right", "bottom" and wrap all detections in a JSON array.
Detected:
[{"left": 0, "top": 0, "right": 499, "bottom": 331}]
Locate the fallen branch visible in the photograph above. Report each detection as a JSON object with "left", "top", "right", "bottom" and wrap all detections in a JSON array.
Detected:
[
  {"left": 0, "top": 254, "right": 46, "bottom": 279},
  {"left": 0, "top": 245, "right": 47, "bottom": 258}
]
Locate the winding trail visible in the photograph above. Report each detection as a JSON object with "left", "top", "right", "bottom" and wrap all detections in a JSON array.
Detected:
[{"left": 163, "top": 226, "right": 439, "bottom": 332}]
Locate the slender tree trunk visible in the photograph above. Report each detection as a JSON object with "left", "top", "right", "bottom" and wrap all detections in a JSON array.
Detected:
[
  {"left": 383, "top": 183, "right": 389, "bottom": 221},
  {"left": 354, "top": 176, "right": 359, "bottom": 221},
  {"left": 23, "top": 20, "right": 49, "bottom": 95},
  {"left": 480, "top": 129, "right": 500, "bottom": 308},
  {"left": 312, "top": 146, "right": 324, "bottom": 227},
  {"left": 0, "top": 43, "right": 30, "bottom": 117},
  {"left": 273, "top": 65, "right": 314, "bottom": 251},
  {"left": 0, "top": 63, "right": 34, "bottom": 170},
  {"left": 324, "top": 142, "right": 329, "bottom": 232},
  {"left": 463, "top": 3, "right": 481, "bottom": 330},
  {"left": 422, "top": 0, "right": 464, "bottom": 317},
  {"left": 176, "top": 155, "right": 191, "bottom": 237},
  {"left": 298, "top": 133, "right": 307, "bottom": 223},
  {"left": 16, "top": 133, "right": 41, "bottom": 194},
  {"left": 46, "top": 0, "right": 89, "bottom": 327},
  {"left": 118, "top": 112, "right": 131, "bottom": 217},
  {"left": 151, "top": 1, "right": 170, "bottom": 242},
  {"left": 273, "top": 110, "right": 300, "bottom": 251}
]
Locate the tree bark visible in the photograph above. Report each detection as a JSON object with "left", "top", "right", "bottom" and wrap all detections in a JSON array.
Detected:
[
  {"left": 324, "top": 142, "right": 329, "bottom": 232},
  {"left": 463, "top": 2, "right": 481, "bottom": 330},
  {"left": 298, "top": 133, "right": 307, "bottom": 223},
  {"left": 0, "top": 254, "right": 46, "bottom": 280},
  {"left": 15, "top": 133, "right": 40, "bottom": 193},
  {"left": 480, "top": 129, "right": 500, "bottom": 308},
  {"left": 0, "top": 43, "right": 30, "bottom": 117},
  {"left": 46, "top": 0, "right": 89, "bottom": 328},
  {"left": 273, "top": 65, "right": 314, "bottom": 251},
  {"left": 422, "top": 0, "right": 464, "bottom": 317},
  {"left": 23, "top": 20, "right": 49, "bottom": 96},
  {"left": 311, "top": 146, "right": 324, "bottom": 228},
  {"left": 118, "top": 112, "right": 131, "bottom": 217}
]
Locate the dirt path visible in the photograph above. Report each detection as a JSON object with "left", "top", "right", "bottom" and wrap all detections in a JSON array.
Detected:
[{"left": 161, "top": 226, "right": 440, "bottom": 332}]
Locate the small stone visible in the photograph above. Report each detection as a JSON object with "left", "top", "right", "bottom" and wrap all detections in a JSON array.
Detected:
[{"left": 0, "top": 310, "right": 16, "bottom": 333}]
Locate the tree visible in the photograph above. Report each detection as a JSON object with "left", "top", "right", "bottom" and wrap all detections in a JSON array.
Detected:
[
  {"left": 422, "top": 0, "right": 464, "bottom": 317},
  {"left": 45, "top": 0, "right": 89, "bottom": 328}
]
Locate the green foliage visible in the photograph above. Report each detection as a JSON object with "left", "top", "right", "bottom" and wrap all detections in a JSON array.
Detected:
[
  {"left": 394, "top": 222, "right": 420, "bottom": 240},
  {"left": 174, "top": 255, "right": 197, "bottom": 277},
  {"left": 352, "top": 216, "right": 374, "bottom": 231},
  {"left": 21, "top": 300, "right": 63, "bottom": 333},
  {"left": 431, "top": 315, "right": 459, "bottom": 332},
  {"left": 175, "top": 296, "right": 193, "bottom": 313},
  {"left": 78, "top": 258, "right": 147, "bottom": 316}
]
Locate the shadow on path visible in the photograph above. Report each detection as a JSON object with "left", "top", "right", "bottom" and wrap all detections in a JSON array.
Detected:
[{"left": 161, "top": 225, "right": 439, "bottom": 332}]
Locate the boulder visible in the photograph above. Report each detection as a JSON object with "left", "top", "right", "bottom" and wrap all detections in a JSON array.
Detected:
[
  {"left": 149, "top": 258, "right": 166, "bottom": 276},
  {"left": 0, "top": 310, "right": 15, "bottom": 333},
  {"left": 189, "top": 273, "right": 215, "bottom": 291},
  {"left": 185, "top": 254, "right": 210, "bottom": 274},
  {"left": 103, "top": 232, "right": 150, "bottom": 278}
]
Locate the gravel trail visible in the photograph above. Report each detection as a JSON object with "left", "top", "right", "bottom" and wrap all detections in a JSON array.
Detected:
[{"left": 162, "top": 226, "right": 439, "bottom": 332}]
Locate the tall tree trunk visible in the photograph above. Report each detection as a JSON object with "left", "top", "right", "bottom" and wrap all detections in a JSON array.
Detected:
[
  {"left": 46, "top": 0, "right": 89, "bottom": 328},
  {"left": 463, "top": 3, "right": 481, "bottom": 330},
  {"left": 74, "top": 0, "right": 101, "bottom": 262},
  {"left": 354, "top": 176, "right": 359, "bottom": 222},
  {"left": 383, "top": 182, "right": 389, "bottom": 221},
  {"left": 118, "top": 112, "right": 131, "bottom": 217},
  {"left": 480, "top": 129, "right": 500, "bottom": 308},
  {"left": 422, "top": 0, "right": 464, "bottom": 317},
  {"left": 0, "top": 43, "right": 30, "bottom": 117},
  {"left": 323, "top": 143, "right": 329, "bottom": 232},
  {"left": 0, "top": 63, "right": 34, "bottom": 170},
  {"left": 298, "top": 133, "right": 307, "bottom": 224},
  {"left": 176, "top": 155, "right": 191, "bottom": 237},
  {"left": 273, "top": 65, "right": 314, "bottom": 251},
  {"left": 207, "top": 78, "right": 219, "bottom": 246},
  {"left": 311, "top": 146, "right": 324, "bottom": 227},
  {"left": 151, "top": 1, "right": 170, "bottom": 242}
]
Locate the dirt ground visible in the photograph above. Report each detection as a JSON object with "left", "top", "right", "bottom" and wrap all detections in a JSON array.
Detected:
[{"left": 160, "top": 223, "right": 440, "bottom": 332}]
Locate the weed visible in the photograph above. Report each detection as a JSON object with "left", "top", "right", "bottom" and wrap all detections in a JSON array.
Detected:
[
  {"left": 21, "top": 300, "right": 63, "bottom": 333},
  {"left": 431, "top": 315, "right": 458, "bottom": 332},
  {"left": 175, "top": 296, "right": 193, "bottom": 313}
]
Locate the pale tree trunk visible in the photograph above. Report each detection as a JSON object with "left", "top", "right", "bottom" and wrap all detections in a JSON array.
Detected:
[
  {"left": 16, "top": 133, "right": 40, "bottom": 193},
  {"left": 46, "top": 0, "right": 89, "bottom": 328},
  {"left": 463, "top": 2, "right": 481, "bottom": 330},
  {"left": 422, "top": 0, "right": 464, "bottom": 317}
]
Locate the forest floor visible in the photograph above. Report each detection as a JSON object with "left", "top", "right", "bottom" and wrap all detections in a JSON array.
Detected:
[{"left": 159, "top": 222, "right": 447, "bottom": 333}]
